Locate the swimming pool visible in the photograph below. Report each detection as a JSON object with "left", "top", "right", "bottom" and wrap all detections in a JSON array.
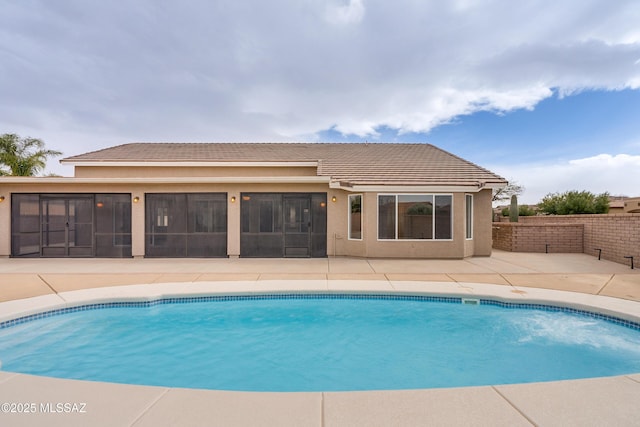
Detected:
[{"left": 1, "top": 293, "right": 639, "bottom": 392}]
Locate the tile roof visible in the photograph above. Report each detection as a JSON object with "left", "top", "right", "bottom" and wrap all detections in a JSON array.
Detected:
[{"left": 63, "top": 142, "right": 507, "bottom": 187}]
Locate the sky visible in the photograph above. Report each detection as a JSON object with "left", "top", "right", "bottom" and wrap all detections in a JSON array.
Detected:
[{"left": 1, "top": 0, "right": 639, "bottom": 204}]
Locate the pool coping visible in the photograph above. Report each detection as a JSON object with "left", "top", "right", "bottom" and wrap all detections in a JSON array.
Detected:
[
  {"left": 2, "top": 279, "right": 640, "bottom": 326},
  {"left": 1, "top": 280, "right": 640, "bottom": 426}
]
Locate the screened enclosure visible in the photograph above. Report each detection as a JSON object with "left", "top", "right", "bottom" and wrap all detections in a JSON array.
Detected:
[
  {"left": 11, "top": 194, "right": 132, "bottom": 257},
  {"left": 240, "top": 193, "right": 327, "bottom": 257},
  {"left": 145, "top": 193, "right": 227, "bottom": 257}
]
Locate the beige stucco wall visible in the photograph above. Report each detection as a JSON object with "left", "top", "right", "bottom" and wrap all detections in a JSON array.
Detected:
[
  {"left": 0, "top": 176, "right": 494, "bottom": 259},
  {"left": 0, "top": 191, "right": 9, "bottom": 256},
  {"left": 463, "top": 194, "right": 475, "bottom": 258},
  {"left": 472, "top": 189, "right": 494, "bottom": 256}
]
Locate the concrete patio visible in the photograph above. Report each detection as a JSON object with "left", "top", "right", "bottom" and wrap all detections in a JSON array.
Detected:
[
  {"left": 1, "top": 251, "right": 639, "bottom": 426},
  {"left": 2, "top": 251, "right": 640, "bottom": 303}
]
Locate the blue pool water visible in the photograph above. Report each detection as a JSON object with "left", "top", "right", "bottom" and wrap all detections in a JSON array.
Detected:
[{"left": 1, "top": 295, "right": 639, "bottom": 392}]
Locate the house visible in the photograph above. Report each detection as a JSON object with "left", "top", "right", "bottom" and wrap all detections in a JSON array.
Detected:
[
  {"left": 608, "top": 196, "right": 626, "bottom": 214},
  {"left": 0, "top": 143, "right": 507, "bottom": 259},
  {"left": 610, "top": 196, "right": 640, "bottom": 214},
  {"left": 623, "top": 197, "right": 640, "bottom": 213}
]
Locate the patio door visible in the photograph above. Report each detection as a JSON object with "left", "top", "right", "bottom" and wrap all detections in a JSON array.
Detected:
[
  {"left": 41, "top": 196, "right": 94, "bottom": 257},
  {"left": 283, "top": 196, "right": 311, "bottom": 257}
]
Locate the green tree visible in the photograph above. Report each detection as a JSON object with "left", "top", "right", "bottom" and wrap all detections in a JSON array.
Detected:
[
  {"left": 0, "top": 133, "right": 62, "bottom": 176},
  {"left": 538, "top": 190, "right": 610, "bottom": 215}
]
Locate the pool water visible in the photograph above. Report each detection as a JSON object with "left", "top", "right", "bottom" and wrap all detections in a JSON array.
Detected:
[{"left": 1, "top": 295, "right": 639, "bottom": 391}]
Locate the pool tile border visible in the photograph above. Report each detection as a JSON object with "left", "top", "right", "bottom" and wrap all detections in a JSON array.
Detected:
[{"left": 2, "top": 292, "right": 640, "bottom": 331}]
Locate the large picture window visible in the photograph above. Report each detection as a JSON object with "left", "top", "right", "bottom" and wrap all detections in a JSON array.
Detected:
[
  {"left": 378, "top": 194, "right": 452, "bottom": 240},
  {"left": 348, "top": 194, "right": 362, "bottom": 240}
]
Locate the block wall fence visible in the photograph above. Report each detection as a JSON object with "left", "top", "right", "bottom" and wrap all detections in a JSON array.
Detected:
[
  {"left": 492, "top": 223, "right": 584, "bottom": 254},
  {"left": 493, "top": 214, "right": 640, "bottom": 268}
]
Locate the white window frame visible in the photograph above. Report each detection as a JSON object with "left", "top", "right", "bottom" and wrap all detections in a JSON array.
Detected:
[
  {"left": 348, "top": 194, "right": 363, "bottom": 241},
  {"left": 377, "top": 193, "right": 454, "bottom": 241},
  {"left": 465, "top": 194, "right": 473, "bottom": 240}
]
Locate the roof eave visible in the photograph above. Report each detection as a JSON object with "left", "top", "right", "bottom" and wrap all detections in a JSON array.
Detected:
[
  {"left": 330, "top": 181, "right": 506, "bottom": 193},
  {"left": 59, "top": 160, "right": 320, "bottom": 168},
  {"left": 0, "top": 176, "right": 331, "bottom": 185}
]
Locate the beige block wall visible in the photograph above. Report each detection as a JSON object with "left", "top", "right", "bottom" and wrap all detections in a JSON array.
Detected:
[
  {"left": 499, "top": 214, "right": 640, "bottom": 266},
  {"left": 492, "top": 223, "right": 584, "bottom": 253},
  {"left": 1, "top": 180, "right": 493, "bottom": 259}
]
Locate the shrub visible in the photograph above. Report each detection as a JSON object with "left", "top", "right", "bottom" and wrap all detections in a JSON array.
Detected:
[
  {"left": 501, "top": 205, "right": 536, "bottom": 217},
  {"left": 538, "top": 191, "right": 610, "bottom": 215},
  {"left": 518, "top": 205, "right": 537, "bottom": 216}
]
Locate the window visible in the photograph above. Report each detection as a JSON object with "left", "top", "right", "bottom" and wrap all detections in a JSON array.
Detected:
[
  {"left": 435, "top": 195, "right": 452, "bottom": 239},
  {"left": 378, "top": 195, "right": 396, "bottom": 239},
  {"left": 241, "top": 194, "right": 282, "bottom": 234},
  {"left": 95, "top": 194, "right": 132, "bottom": 254},
  {"left": 399, "top": 195, "right": 433, "bottom": 239},
  {"left": 156, "top": 207, "right": 169, "bottom": 227},
  {"left": 378, "top": 194, "right": 452, "bottom": 240},
  {"left": 190, "top": 195, "right": 226, "bottom": 234},
  {"left": 259, "top": 200, "right": 275, "bottom": 232},
  {"left": 349, "top": 194, "right": 362, "bottom": 240},
  {"left": 465, "top": 194, "right": 473, "bottom": 239}
]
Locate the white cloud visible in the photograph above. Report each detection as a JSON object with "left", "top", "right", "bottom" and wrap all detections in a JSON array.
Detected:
[
  {"left": 326, "top": 0, "right": 365, "bottom": 25},
  {"left": 492, "top": 154, "right": 640, "bottom": 204},
  {"left": 569, "top": 153, "right": 640, "bottom": 168},
  {"left": 0, "top": 0, "right": 639, "bottom": 156}
]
